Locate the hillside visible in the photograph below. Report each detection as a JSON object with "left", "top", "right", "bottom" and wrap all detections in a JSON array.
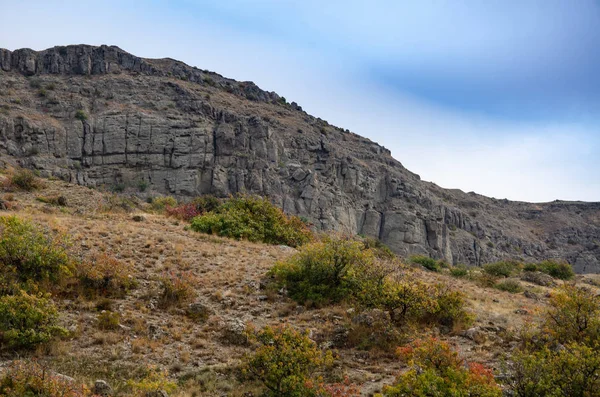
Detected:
[
  {"left": 0, "top": 44, "right": 599, "bottom": 272},
  {"left": 2, "top": 173, "right": 599, "bottom": 396}
]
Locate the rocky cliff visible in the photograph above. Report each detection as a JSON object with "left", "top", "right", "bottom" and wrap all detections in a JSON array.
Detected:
[{"left": 1, "top": 44, "right": 599, "bottom": 272}]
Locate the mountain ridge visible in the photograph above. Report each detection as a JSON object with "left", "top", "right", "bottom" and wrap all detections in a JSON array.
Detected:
[{"left": 1, "top": 44, "right": 599, "bottom": 272}]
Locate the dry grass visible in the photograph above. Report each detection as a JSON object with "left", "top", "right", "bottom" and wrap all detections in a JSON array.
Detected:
[{"left": 1, "top": 176, "right": 596, "bottom": 395}]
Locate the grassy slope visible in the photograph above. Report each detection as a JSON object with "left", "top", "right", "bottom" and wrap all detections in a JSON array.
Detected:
[{"left": 1, "top": 173, "right": 599, "bottom": 396}]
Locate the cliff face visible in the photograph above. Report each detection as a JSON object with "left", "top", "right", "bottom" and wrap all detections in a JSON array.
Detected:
[{"left": 1, "top": 44, "right": 599, "bottom": 272}]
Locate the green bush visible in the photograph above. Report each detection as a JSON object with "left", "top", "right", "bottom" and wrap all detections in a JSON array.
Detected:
[
  {"left": 505, "top": 284, "right": 600, "bottom": 396},
  {"left": 242, "top": 325, "right": 334, "bottom": 396},
  {"left": 74, "top": 110, "right": 87, "bottom": 121},
  {"left": 450, "top": 264, "right": 469, "bottom": 278},
  {"left": 0, "top": 360, "right": 87, "bottom": 397},
  {"left": 363, "top": 237, "right": 396, "bottom": 260},
  {"left": 151, "top": 196, "right": 178, "bottom": 212},
  {"left": 409, "top": 255, "right": 441, "bottom": 272},
  {"left": 271, "top": 238, "right": 374, "bottom": 306},
  {"left": 483, "top": 261, "right": 520, "bottom": 278},
  {"left": 190, "top": 195, "right": 312, "bottom": 247},
  {"left": 0, "top": 216, "right": 73, "bottom": 285},
  {"left": 383, "top": 337, "right": 501, "bottom": 396},
  {"left": 509, "top": 343, "right": 600, "bottom": 397},
  {"left": 543, "top": 284, "right": 600, "bottom": 345},
  {"left": 522, "top": 263, "right": 539, "bottom": 272},
  {"left": 537, "top": 260, "right": 574, "bottom": 280},
  {"left": 495, "top": 279, "right": 523, "bottom": 293},
  {"left": 0, "top": 290, "right": 66, "bottom": 348},
  {"left": 97, "top": 310, "right": 121, "bottom": 330},
  {"left": 2, "top": 169, "right": 43, "bottom": 191}
]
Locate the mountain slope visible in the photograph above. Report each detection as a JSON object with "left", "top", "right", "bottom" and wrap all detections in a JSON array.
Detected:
[{"left": 0, "top": 44, "right": 599, "bottom": 272}]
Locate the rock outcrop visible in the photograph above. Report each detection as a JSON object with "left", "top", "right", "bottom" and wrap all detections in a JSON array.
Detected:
[{"left": 1, "top": 45, "right": 599, "bottom": 272}]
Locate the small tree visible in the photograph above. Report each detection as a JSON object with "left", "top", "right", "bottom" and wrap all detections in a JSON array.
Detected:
[
  {"left": 543, "top": 284, "right": 600, "bottom": 345},
  {"left": 243, "top": 325, "right": 334, "bottom": 396},
  {"left": 271, "top": 238, "right": 374, "bottom": 305}
]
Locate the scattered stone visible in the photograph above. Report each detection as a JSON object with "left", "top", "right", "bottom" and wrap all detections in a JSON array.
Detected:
[
  {"left": 524, "top": 290, "right": 538, "bottom": 300},
  {"left": 331, "top": 326, "right": 349, "bottom": 347},
  {"left": 462, "top": 327, "right": 487, "bottom": 344},
  {"left": 186, "top": 301, "right": 211, "bottom": 322},
  {"left": 521, "top": 271, "right": 555, "bottom": 287},
  {"left": 93, "top": 380, "right": 112, "bottom": 396},
  {"left": 352, "top": 313, "right": 374, "bottom": 327},
  {"left": 514, "top": 308, "right": 529, "bottom": 315},
  {"left": 257, "top": 295, "right": 268, "bottom": 301},
  {"left": 221, "top": 319, "right": 248, "bottom": 346}
]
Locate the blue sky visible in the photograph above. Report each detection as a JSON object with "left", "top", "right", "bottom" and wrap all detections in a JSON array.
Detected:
[{"left": 1, "top": 0, "right": 599, "bottom": 202}]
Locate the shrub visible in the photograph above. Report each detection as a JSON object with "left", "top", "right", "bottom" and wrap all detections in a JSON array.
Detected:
[
  {"left": 159, "top": 271, "right": 198, "bottom": 307},
  {"left": 409, "top": 255, "right": 441, "bottom": 272},
  {"left": 74, "top": 110, "right": 87, "bottom": 121},
  {"left": 542, "top": 284, "right": 600, "bottom": 345},
  {"left": 522, "top": 263, "right": 539, "bottom": 272},
  {"left": 426, "top": 286, "right": 474, "bottom": 330},
  {"left": 97, "top": 310, "right": 120, "bottom": 330},
  {"left": 509, "top": 343, "right": 600, "bottom": 397},
  {"left": 450, "top": 264, "right": 469, "bottom": 278},
  {"left": 0, "top": 216, "right": 73, "bottom": 286},
  {"left": 537, "top": 260, "right": 574, "bottom": 280},
  {"left": 242, "top": 325, "right": 334, "bottom": 396},
  {"left": 483, "top": 261, "right": 520, "bottom": 278},
  {"left": 383, "top": 338, "right": 501, "bottom": 396},
  {"left": 165, "top": 195, "right": 221, "bottom": 222},
  {"left": 271, "top": 238, "right": 374, "bottom": 306},
  {"left": 151, "top": 196, "right": 178, "bottom": 212},
  {"left": 367, "top": 278, "right": 436, "bottom": 326},
  {"left": 190, "top": 195, "right": 312, "bottom": 247},
  {"left": 0, "top": 360, "right": 88, "bottom": 397},
  {"left": 137, "top": 180, "right": 149, "bottom": 192},
  {"left": 495, "top": 279, "right": 523, "bottom": 293},
  {"left": 2, "top": 168, "right": 43, "bottom": 191},
  {"left": 126, "top": 366, "right": 177, "bottom": 396},
  {"left": 505, "top": 284, "right": 600, "bottom": 395},
  {"left": 76, "top": 253, "right": 136, "bottom": 297},
  {"left": 363, "top": 237, "right": 396, "bottom": 260},
  {"left": 0, "top": 290, "right": 66, "bottom": 348}
]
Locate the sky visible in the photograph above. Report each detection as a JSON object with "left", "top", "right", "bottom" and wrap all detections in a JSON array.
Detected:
[{"left": 1, "top": 0, "right": 599, "bottom": 202}]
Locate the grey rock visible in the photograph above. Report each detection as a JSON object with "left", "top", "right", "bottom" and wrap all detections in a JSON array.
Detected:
[
  {"left": 94, "top": 380, "right": 112, "bottom": 396},
  {"left": 1, "top": 44, "right": 599, "bottom": 272},
  {"left": 221, "top": 319, "right": 248, "bottom": 346},
  {"left": 186, "top": 302, "right": 211, "bottom": 321},
  {"left": 521, "top": 271, "right": 555, "bottom": 287},
  {"left": 145, "top": 391, "right": 168, "bottom": 397}
]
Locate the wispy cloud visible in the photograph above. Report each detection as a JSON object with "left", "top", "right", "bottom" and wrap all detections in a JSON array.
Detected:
[{"left": 1, "top": 0, "right": 599, "bottom": 201}]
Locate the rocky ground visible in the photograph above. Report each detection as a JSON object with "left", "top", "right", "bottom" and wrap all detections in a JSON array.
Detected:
[{"left": 2, "top": 173, "right": 599, "bottom": 396}]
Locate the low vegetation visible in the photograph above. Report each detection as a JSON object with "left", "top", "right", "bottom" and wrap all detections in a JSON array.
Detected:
[
  {"left": 0, "top": 290, "right": 66, "bottom": 349},
  {"left": 190, "top": 195, "right": 313, "bottom": 247},
  {"left": 242, "top": 324, "right": 334, "bottom": 396},
  {"left": 0, "top": 174, "right": 594, "bottom": 396},
  {"left": 0, "top": 216, "right": 73, "bottom": 287},
  {"left": 272, "top": 236, "right": 473, "bottom": 331},
  {"left": 409, "top": 255, "right": 447, "bottom": 272},
  {"left": 1, "top": 168, "right": 44, "bottom": 191},
  {"left": 506, "top": 284, "right": 600, "bottom": 395},
  {"left": 382, "top": 337, "right": 501, "bottom": 396}
]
